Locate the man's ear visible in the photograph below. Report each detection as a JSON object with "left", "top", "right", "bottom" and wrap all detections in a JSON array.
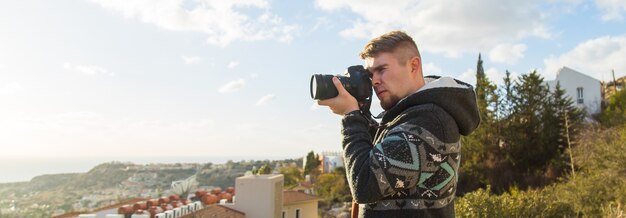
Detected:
[{"left": 410, "top": 56, "right": 421, "bottom": 75}]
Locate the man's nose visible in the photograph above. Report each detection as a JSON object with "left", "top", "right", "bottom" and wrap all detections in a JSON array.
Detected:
[{"left": 371, "top": 74, "right": 381, "bottom": 86}]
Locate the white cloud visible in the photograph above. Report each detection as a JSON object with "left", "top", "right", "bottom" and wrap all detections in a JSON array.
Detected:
[
  {"left": 458, "top": 67, "right": 512, "bottom": 86},
  {"left": 0, "top": 82, "right": 24, "bottom": 95},
  {"left": 64, "top": 63, "right": 115, "bottom": 76},
  {"left": 595, "top": 0, "right": 626, "bottom": 21},
  {"left": 88, "top": 0, "right": 299, "bottom": 47},
  {"left": 256, "top": 94, "right": 275, "bottom": 106},
  {"left": 310, "top": 16, "right": 334, "bottom": 32},
  {"left": 422, "top": 62, "right": 442, "bottom": 75},
  {"left": 218, "top": 78, "right": 245, "bottom": 93},
  {"left": 543, "top": 35, "right": 626, "bottom": 81},
  {"left": 182, "top": 56, "right": 202, "bottom": 64},
  {"left": 228, "top": 61, "right": 240, "bottom": 69},
  {"left": 315, "top": 0, "right": 552, "bottom": 57},
  {"left": 485, "top": 68, "right": 516, "bottom": 86},
  {"left": 458, "top": 68, "right": 477, "bottom": 86},
  {"left": 489, "top": 43, "right": 528, "bottom": 64}
]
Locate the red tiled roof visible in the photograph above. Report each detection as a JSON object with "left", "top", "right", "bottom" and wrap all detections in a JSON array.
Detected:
[
  {"left": 52, "top": 211, "right": 83, "bottom": 218},
  {"left": 283, "top": 191, "right": 320, "bottom": 205},
  {"left": 95, "top": 198, "right": 147, "bottom": 211},
  {"left": 179, "top": 204, "right": 245, "bottom": 218}
]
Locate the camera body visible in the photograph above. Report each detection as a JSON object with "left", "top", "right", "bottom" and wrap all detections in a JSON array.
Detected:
[{"left": 310, "top": 65, "right": 372, "bottom": 102}]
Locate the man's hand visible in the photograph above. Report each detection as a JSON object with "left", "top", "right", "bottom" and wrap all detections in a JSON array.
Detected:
[{"left": 317, "top": 77, "right": 360, "bottom": 115}]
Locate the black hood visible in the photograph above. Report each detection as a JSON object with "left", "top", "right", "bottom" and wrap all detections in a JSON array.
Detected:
[{"left": 381, "top": 75, "right": 480, "bottom": 136}]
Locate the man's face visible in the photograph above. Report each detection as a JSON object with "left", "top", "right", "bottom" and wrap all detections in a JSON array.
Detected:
[{"left": 365, "top": 52, "right": 419, "bottom": 110}]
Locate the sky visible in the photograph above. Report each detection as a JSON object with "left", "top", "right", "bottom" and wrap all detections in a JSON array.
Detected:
[{"left": 1, "top": 0, "right": 625, "bottom": 159}]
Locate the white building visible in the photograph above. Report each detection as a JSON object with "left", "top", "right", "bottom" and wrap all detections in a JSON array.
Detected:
[
  {"left": 231, "top": 174, "right": 319, "bottom": 218},
  {"left": 232, "top": 174, "right": 283, "bottom": 218},
  {"left": 546, "top": 66, "right": 602, "bottom": 115},
  {"left": 318, "top": 151, "right": 344, "bottom": 174}
]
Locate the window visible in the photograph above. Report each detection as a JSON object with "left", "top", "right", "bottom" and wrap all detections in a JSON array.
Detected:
[
  {"left": 576, "top": 87, "right": 584, "bottom": 104},
  {"left": 295, "top": 209, "right": 301, "bottom": 218},
  {"left": 282, "top": 211, "right": 286, "bottom": 218}
]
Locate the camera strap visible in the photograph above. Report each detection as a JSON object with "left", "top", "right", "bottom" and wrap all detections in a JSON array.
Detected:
[{"left": 359, "top": 97, "right": 380, "bottom": 128}]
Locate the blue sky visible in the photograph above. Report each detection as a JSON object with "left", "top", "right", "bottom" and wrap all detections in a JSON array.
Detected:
[{"left": 0, "top": 0, "right": 625, "bottom": 159}]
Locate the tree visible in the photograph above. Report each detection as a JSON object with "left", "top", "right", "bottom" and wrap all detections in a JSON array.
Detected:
[
  {"left": 303, "top": 151, "right": 320, "bottom": 176},
  {"left": 280, "top": 165, "right": 303, "bottom": 188},
  {"left": 549, "top": 82, "right": 585, "bottom": 158},
  {"left": 314, "top": 168, "right": 351, "bottom": 204},
  {"left": 459, "top": 54, "right": 503, "bottom": 194},
  {"left": 496, "top": 71, "right": 585, "bottom": 188},
  {"left": 258, "top": 163, "right": 272, "bottom": 175},
  {"left": 474, "top": 53, "right": 501, "bottom": 127},
  {"left": 332, "top": 166, "right": 351, "bottom": 201},
  {"left": 499, "top": 70, "right": 515, "bottom": 120},
  {"left": 598, "top": 88, "right": 626, "bottom": 127},
  {"left": 171, "top": 174, "right": 197, "bottom": 199},
  {"left": 504, "top": 70, "right": 551, "bottom": 172}
]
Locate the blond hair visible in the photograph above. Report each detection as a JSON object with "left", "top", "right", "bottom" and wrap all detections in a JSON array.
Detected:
[{"left": 359, "top": 30, "right": 420, "bottom": 64}]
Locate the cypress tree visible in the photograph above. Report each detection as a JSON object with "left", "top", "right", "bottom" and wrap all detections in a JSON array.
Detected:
[
  {"left": 459, "top": 54, "right": 502, "bottom": 193},
  {"left": 303, "top": 151, "right": 320, "bottom": 176}
]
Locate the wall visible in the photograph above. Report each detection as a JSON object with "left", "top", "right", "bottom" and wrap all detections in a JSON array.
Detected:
[{"left": 283, "top": 201, "right": 317, "bottom": 218}]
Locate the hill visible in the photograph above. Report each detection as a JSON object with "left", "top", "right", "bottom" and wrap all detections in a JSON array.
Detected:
[{"left": 0, "top": 158, "right": 301, "bottom": 217}]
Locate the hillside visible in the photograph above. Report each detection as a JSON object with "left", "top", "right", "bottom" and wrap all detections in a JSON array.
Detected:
[
  {"left": 0, "top": 158, "right": 301, "bottom": 217},
  {"left": 455, "top": 125, "right": 626, "bottom": 217}
]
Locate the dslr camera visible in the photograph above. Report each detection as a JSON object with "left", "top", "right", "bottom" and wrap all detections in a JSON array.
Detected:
[
  {"left": 310, "top": 65, "right": 376, "bottom": 120},
  {"left": 310, "top": 65, "right": 372, "bottom": 103}
]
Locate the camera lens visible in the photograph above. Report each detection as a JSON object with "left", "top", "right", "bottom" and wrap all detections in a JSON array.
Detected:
[
  {"left": 310, "top": 65, "right": 371, "bottom": 101},
  {"left": 311, "top": 75, "right": 317, "bottom": 99},
  {"left": 310, "top": 74, "right": 338, "bottom": 100}
]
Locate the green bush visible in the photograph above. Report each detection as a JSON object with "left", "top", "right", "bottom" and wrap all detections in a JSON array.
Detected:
[
  {"left": 455, "top": 186, "right": 575, "bottom": 217},
  {"left": 597, "top": 88, "right": 626, "bottom": 128},
  {"left": 456, "top": 125, "right": 626, "bottom": 217}
]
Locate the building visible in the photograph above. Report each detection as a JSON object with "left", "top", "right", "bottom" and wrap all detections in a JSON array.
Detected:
[
  {"left": 231, "top": 174, "right": 283, "bottom": 218},
  {"left": 318, "top": 151, "right": 344, "bottom": 174},
  {"left": 57, "top": 174, "right": 319, "bottom": 218},
  {"left": 546, "top": 66, "right": 602, "bottom": 115},
  {"left": 54, "top": 196, "right": 205, "bottom": 218},
  {"left": 231, "top": 175, "right": 318, "bottom": 218},
  {"left": 282, "top": 191, "right": 319, "bottom": 218},
  {"left": 180, "top": 204, "right": 245, "bottom": 218}
]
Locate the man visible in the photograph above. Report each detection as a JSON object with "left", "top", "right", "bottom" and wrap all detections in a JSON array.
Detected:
[{"left": 318, "top": 31, "right": 480, "bottom": 217}]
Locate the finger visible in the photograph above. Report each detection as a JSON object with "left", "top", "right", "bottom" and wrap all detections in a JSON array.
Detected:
[
  {"left": 317, "top": 99, "right": 332, "bottom": 106},
  {"left": 332, "top": 77, "right": 349, "bottom": 95},
  {"left": 317, "top": 100, "right": 326, "bottom": 106}
]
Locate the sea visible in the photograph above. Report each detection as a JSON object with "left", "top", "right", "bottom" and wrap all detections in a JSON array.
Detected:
[{"left": 0, "top": 155, "right": 294, "bottom": 183}]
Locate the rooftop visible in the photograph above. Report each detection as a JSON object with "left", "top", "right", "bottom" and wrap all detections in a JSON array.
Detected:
[
  {"left": 557, "top": 66, "right": 600, "bottom": 82},
  {"left": 283, "top": 191, "right": 320, "bottom": 205},
  {"left": 179, "top": 204, "right": 245, "bottom": 218}
]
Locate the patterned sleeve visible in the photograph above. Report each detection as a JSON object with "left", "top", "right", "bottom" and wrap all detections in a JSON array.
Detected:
[{"left": 341, "top": 112, "right": 461, "bottom": 204}]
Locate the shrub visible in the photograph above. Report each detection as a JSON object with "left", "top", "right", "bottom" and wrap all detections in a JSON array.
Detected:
[
  {"left": 456, "top": 125, "right": 626, "bottom": 217},
  {"left": 455, "top": 186, "right": 576, "bottom": 217}
]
